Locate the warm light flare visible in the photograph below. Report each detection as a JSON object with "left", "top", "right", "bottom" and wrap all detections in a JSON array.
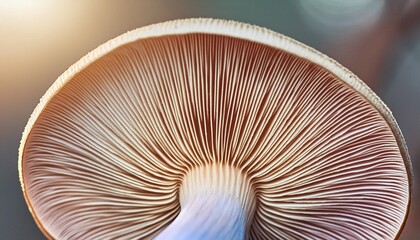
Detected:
[{"left": 0, "top": 0, "right": 48, "bottom": 17}]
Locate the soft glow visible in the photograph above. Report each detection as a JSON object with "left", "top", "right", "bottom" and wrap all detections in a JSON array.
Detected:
[
  {"left": 0, "top": 0, "right": 47, "bottom": 17},
  {"left": 298, "top": 0, "right": 385, "bottom": 33}
]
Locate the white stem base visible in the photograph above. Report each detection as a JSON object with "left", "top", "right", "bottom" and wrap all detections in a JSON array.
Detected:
[{"left": 155, "top": 165, "right": 255, "bottom": 240}]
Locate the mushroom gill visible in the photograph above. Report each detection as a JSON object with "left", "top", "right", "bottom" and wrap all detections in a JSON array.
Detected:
[{"left": 19, "top": 19, "right": 411, "bottom": 239}]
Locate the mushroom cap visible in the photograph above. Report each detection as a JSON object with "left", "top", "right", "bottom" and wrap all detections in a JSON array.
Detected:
[{"left": 19, "top": 19, "right": 411, "bottom": 239}]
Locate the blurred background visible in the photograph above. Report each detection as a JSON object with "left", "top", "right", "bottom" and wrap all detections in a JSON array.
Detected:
[{"left": 1, "top": 0, "right": 419, "bottom": 239}]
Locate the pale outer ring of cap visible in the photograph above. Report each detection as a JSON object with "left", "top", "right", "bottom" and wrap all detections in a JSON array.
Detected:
[{"left": 18, "top": 18, "right": 412, "bottom": 239}]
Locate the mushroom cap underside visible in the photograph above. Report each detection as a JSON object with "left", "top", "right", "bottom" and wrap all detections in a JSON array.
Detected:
[{"left": 19, "top": 19, "right": 411, "bottom": 239}]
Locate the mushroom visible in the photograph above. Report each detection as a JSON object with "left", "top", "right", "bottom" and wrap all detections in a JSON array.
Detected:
[{"left": 19, "top": 19, "right": 411, "bottom": 239}]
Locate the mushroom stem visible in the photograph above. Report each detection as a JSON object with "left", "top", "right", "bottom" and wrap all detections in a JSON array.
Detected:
[{"left": 155, "top": 165, "right": 255, "bottom": 240}]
